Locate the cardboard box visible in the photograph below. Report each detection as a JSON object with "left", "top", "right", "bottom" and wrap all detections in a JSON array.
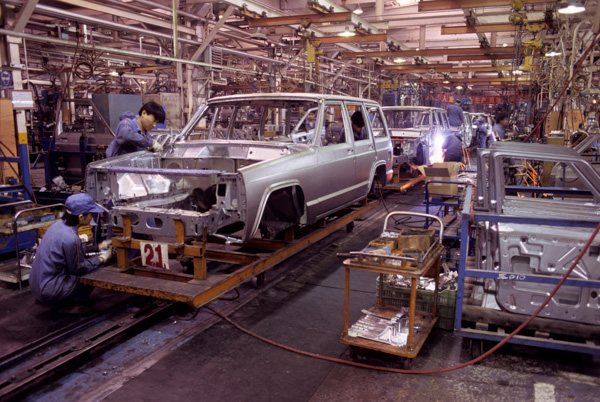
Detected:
[
  {"left": 421, "top": 162, "right": 460, "bottom": 195},
  {"left": 396, "top": 228, "right": 436, "bottom": 251}
]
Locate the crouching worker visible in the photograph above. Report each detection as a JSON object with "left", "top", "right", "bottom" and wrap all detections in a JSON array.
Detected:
[{"left": 30, "top": 193, "right": 112, "bottom": 314}]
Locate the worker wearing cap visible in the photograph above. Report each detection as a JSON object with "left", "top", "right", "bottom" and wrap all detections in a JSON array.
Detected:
[
  {"left": 30, "top": 193, "right": 112, "bottom": 309},
  {"left": 106, "top": 101, "right": 166, "bottom": 158},
  {"left": 476, "top": 116, "right": 489, "bottom": 149}
]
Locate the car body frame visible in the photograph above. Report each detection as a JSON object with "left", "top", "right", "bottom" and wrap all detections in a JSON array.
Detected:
[
  {"left": 381, "top": 106, "right": 452, "bottom": 166},
  {"left": 86, "top": 93, "right": 393, "bottom": 243}
]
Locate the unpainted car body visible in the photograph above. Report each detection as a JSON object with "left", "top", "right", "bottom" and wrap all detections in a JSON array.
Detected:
[
  {"left": 86, "top": 93, "right": 393, "bottom": 243},
  {"left": 381, "top": 106, "right": 451, "bottom": 166}
]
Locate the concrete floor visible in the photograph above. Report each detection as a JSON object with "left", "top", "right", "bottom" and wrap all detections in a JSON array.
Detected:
[{"left": 2, "top": 184, "right": 599, "bottom": 401}]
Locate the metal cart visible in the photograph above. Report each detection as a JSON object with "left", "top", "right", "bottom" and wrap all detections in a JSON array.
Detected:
[{"left": 341, "top": 211, "right": 444, "bottom": 366}]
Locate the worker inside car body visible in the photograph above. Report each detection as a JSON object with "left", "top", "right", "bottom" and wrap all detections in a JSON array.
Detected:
[
  {"left": 350, "top": 111, "right": 367, "bottom": 141},
  {"left": 106, "top": 101, "right": 166, "bottom": 157},
  {"left": 29, "top": 193, "right": 112, "bottom": 314}
]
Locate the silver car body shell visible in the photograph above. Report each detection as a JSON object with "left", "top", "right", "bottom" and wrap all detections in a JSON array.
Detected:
[
  {"left": 86, "top": 93, "right": 393, "bottom": 243},
  {"left": 382, "top": 106, "right": 451, "bottom": 166}
]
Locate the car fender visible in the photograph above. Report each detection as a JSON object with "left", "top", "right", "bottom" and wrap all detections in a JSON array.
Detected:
[{"left": 247, "top": 179, "right": 304, "bottom": 240}]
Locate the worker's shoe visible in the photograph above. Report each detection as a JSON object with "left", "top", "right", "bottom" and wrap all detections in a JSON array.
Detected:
[{"left": 57, "top": 304, "right": 94, "bottom": 316}]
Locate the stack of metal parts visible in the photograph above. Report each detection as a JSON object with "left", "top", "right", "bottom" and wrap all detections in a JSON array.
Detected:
[
  {"left": 348, "top": 309, "right": 420, "bottom": 347},
  {"left": 473, "top": 142, "right": 600, "bottom": 325},
  {"left": 385, "top": 271, "right": 458, "bottom": 292}
]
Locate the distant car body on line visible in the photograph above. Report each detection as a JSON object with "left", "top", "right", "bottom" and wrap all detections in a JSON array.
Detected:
[{"left": 381, "top": 106, "right": 452, "bottom": 166}]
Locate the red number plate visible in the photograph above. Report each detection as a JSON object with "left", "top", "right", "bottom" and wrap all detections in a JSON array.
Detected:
[{"left": 140, "top": 241, "right": 170, "bottom": 270}]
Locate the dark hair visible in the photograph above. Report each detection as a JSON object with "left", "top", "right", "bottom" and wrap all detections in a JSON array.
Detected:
[
  {"left": 351, "top": 111, "right": 365, "bottom": 128},
  {"left": 139, "top": 101, "right": 166, "bottom": 124},
  {"left": 495, "top": 112, "right": 508, "bottom": 124},
  {"left": 63, "top": 212, "right": 81, "bottom": 227},
  {"left": 455, "top": 98, "right": 461, "bottom": 104}
]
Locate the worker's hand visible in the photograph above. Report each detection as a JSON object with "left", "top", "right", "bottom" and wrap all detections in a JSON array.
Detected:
[
  {"left": 150, "top": 140, "right": 163, "bottom": 153},
  {"left": 98, "top": 247, "right": 113, "bottom": 264},
  {"left": 99, "top": 239, "right": 112, "bottom": 250}
]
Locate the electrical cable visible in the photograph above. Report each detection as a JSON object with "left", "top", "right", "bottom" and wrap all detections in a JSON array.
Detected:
[
  {"left": 522, "top": 31, "right": 599, "bottom": 143},
  {"left": 205, "top": 221, "right": 600, "bottom": 374}
]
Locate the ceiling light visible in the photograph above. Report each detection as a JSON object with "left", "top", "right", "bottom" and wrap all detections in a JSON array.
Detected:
[
  {"left": 558, "top": 1, "right": 585, "bottom": 14},
  {"left": 513, "top": 69, "right": 523, "bottom": 75},
  {"left": 109, "top": 70, "right": 119, "bottom": 76},
  {"left": 338, "top": 24, "right": 355, "bottom": 37},
  {"left": 353, "top": 3, "right": 363, "bottom": 14},
  {"left": 140, "top": 80, "right": 147, "bottom": 84},
  {"left": 545, "top": 51, "right": 562, "bottom": 57},
  {"left": 456, "top": 85, "right": 463, "bottom": 90},
  {"left": 502, "top": 43, "right": 508, "bottom": 47},
  {"left": 443, "top": 80, "right": 450, "bottom": 84},
  {"left": 250, "top": 27, "right": 268, "bottom": 41},
  {"left": 394, "top": 57, "right": 406, "bottom": 63}
]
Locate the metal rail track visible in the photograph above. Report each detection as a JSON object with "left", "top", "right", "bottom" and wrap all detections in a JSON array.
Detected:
[{"left": 0, "top": 300, "right": 175, "bottom": 400}]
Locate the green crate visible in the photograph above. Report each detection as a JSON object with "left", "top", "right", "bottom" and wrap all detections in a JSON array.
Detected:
[{"left": 376, "top": 277, "right": 456, "bottom": 330}]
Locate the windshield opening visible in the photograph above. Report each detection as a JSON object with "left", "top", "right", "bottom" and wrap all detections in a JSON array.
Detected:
[{"left": 202, "top": 100, "right": 321, "bottom": 144}]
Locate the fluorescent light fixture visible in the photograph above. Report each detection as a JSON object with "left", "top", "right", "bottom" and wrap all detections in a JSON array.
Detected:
[
  {"left": 513, "top": 69, "right": 523, "bottom": 75},
  {"left": 456, "top": 85, "right": 463, "bottom": 90},
  {"left": 558, "top": 1, "right": 585, "bottom": 14},
  {"left": 140, "top": 80, "right": 147, "bottom": 84},
  {"left": 502, "top": 43, "right": 508, "bottom": 47},
  {"left": 338, "top": 24, "right": 355, "bottom": 37},
  {"left": 394, "top": 57, "right": 406, "bottom": 63},
  {"left": 353, "top": 3, "right": 363, "bottom": 14},
  {"left": 545, "top": 51, "right": 562, "bottom": 57},
  {"left": 109, "top": 70, "right": 119, "bottom": 76}
]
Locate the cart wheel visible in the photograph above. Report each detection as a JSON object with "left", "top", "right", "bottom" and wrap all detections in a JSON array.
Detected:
[
  {"left": 346, "top": 222, "right": 354, "bottom": 233},
  {"left": 402, "top": 357, "right": 412, "bottom": 370},
  {"left": 470, "top": 339, "right": 483, "bottom": 361},
  {"left": 252, "top": 273, "right": 265, "bottom": 288}
]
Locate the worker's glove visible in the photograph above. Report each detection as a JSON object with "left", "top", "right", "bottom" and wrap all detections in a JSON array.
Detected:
[
  {"left": 99, "top": 240, "right": 112, "bottom": 250},
  {"left": 150, "top": 140, "right": 163, "bottom": 153},
  {"left": 98, "top": 247, "right": 113, "bottom": 264}
]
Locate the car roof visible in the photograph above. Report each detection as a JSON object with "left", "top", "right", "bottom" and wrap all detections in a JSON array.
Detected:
[
  {"left": 208, "top": 92, "right": 379, "bottom": 105},
  {"left": 381, "top": 106, "right": 445, "bottom": 112}
]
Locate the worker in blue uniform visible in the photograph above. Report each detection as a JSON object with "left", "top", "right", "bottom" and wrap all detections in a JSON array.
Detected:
[
  {"left": 350, "top": 111, "right": 367, "bottom": 141},
  {"left": 447, "top": 97, "right": 464, "bottom": 129},
  {"left": 476, "top": 116, "right": 488, "bottom": 148},
  {"left": 106, "top": 101, "right": 166, "bottom": 158},
  {"left": 29, "top": 193, "right": 112, "bottom": 312},
  {"left": 492, "top": 112, "right": 509, "bottom": 141}
]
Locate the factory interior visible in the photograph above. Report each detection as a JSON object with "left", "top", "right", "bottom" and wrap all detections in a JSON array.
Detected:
[{"left": 0, "top": 0, "right": 599, "bottom": 400}]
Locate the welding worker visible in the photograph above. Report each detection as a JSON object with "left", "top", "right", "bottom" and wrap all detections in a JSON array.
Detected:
[
  {"left": 29, "top": 193, "right": 112, "bottom": 313},
  {"left": 442, "top": 132, "right": 464, "bottom": 163},
  {"left": 106, "top": 101, "right": 166, "bottom": 158},
  {"left": 447, "top": 97, "right": 464, "bottom": 129},
  {"left": 493, "top": 112, "right": 509, "bottom": 141}
]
